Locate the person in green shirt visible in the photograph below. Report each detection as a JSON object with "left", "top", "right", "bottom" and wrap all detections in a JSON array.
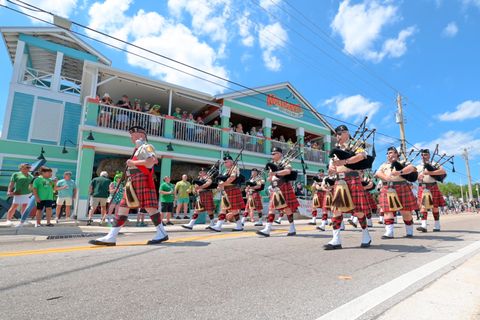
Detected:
[
  {"left": 172, "top": 107, "right": 182, "bottom": 119},
  {"left": 5, "top": 163, "right": 33, "bottom": 226},
  {"left": 32, "top": 166, "right": 54, "bottom": 227},
  {"left": 175, "top": 174, "right": 191, "bottom": 219},
  {"left": 159, "top": 176, "right": 175, "bottom": 225},
  {"left": 87, "top": 171, "right": 111, "bottom": 225}
]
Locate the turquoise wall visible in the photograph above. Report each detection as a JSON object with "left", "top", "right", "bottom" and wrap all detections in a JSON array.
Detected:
[
  {"left": 7, "top": 92, "right": 34, "bottom": 141},
  {"left": 61, "top": 102, "right": 82, "bottom": 143}
]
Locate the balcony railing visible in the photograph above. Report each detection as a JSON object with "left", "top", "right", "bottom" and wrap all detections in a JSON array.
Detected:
[
  {"left": 97, "top": 104, "right": 165, "bottom": 137},
  {"left": 59, "top": 75, "right": 82, "bottom": 95},
  {"left": 21, "top": 67, "right": 53, "bottom": 89},
  {"left": 271, "top": 140, "right": 292, "bottom": 152},
  {"left": 173, "top": 119, "right": 222, "bottom": 146},
  {"left": 229, "top": 132, "right": 265, "bottom": 152},
  {"left": 304, "top": 147, "right": 326, "bottom": 163}
]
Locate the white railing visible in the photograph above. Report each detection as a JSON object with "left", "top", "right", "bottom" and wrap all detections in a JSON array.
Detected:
[
  {"left": 173, "top": 119, "right": 222, "bottom": 146},
  {"left": 60, "top": 75, "right": 82, "bottom": 95},
  {"left": 304, "top": 147, "right": 326, "bottom": 163},
  {"left": 97, "top": 104, "right": 165, "bottom": 137},
  {"left": 229, "top": 132, "right": 265, "bottom": 152},
  {"left": 271, "top": 140, "right": 292, "bottom": 152},
  {"left": 21, "top": 67, "right": 53, "bottom": 89}
]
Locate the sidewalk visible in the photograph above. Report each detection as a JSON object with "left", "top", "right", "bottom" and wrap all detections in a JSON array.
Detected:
[{"left": 378, "top": 252, "right": 480, "bottom": 320}]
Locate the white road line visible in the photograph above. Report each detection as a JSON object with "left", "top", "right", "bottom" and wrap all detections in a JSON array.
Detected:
[{"left": 316, "top": 240, "right": 480, "bottom": 320}]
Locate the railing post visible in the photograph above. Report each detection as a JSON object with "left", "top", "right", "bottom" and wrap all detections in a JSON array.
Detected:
[
  {"left": 164, "top": 116, "right": 175, "bottom": 139},
  {"left": 220, "top": 106, "right": 230, "bottom": 148},
  {"left": 263, "top": 118, "right": 272, "bottom": 154},
  {"left": 85, "top": 98, "right": 99, "bottom": 126},
  {"left": 323, "top": 135, "right": 331, "bottom": 164}
]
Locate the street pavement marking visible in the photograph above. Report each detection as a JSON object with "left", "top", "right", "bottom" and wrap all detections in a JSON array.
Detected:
[
  {"left": 316, "top": 240, "right": 480, "bottom": 320},
  {"left": 0, "top": 226, "right": 316, "bottom": 258}
]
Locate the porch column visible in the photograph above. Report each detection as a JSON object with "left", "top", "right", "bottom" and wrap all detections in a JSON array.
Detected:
[
  {"left": 51, "top": 51, "right": 64, "bottom": 92},
  {"left": 262, "top": 118, "right": 271, "bottom": 154},
  {"left": 323, "top": 135, "right": 332, "bottom": 165},
  {"left": 75, "top": 144, "right": 95, "bottom": 220},
  {"left": 220, "top": 106, "right": 231, "bottom": 148}
]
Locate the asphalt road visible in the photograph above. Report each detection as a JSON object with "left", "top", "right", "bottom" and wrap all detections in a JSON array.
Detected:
[{"left": 1, "top": 214, "right": 479, "bottom": 320}]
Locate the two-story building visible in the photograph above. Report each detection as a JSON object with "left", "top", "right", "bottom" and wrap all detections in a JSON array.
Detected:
[{"left": 0, "top": 26, "right": 334, "bottom": 219}]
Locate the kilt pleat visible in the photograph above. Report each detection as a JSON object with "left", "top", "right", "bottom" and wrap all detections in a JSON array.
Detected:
[
  {"left": 315, "top": 191, "right": 325, "bottom": 207},
  {"left": 120, "top": 173, "right": 157, "bottom": 209},
  {"left": 418, "top": 184, "right": 446, "bottom": 208},
  {"left": 225, "top": 187, "right": 244, "bottom": 211},
  {"left": 280, "top": 182, "right": 299, "bottom": 211},
  {"left": 322, "top": 191, "right": 333, "bottom": 211},
  {"left": 366, "top": 192, "right": 377, "bottom": 210},
  {"left": 199, "top": 191, "right": 215, "bottom": 212},
  {"left": 335, "top": 176, "right": 370, "bottom": 213},
  {"left": 378, "top": 183, "right": 418, "bottom": 212},
  {"left": 250, "top": 192, "right": 263, "bottom": 210}
]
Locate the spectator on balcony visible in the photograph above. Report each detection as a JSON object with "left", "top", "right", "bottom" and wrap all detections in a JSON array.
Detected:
[
  {"left": 212, "top": 120, "right": 221, "bottom": 128},
  {"left": 99, "top": 93, "right": 113, "bottom": 127},
  {"left": 182, "top": 111, "right": 188, "bottom": 121},
  {"left": 142, "top": 102, "right": 151, "bottom": 113},
  {"left": 148, "top": 104, "right": 162, "bottom": 136},
  {"left": 116, "top": 95, "right": 132, "bottom": 130},
  {"left": 133, "top": 99, "right": 142, "bottom": 112},
  {"left": 195, "top": 116, "right": 206, "bottom": 142},
  {"left": 312, "top": 142, "right": 320, "bottom": 150},
  {"left": 287, "top": 138, "right": 294, "bottom": 147},
  {"left": 186, "top": 113, "right": 195, "bottom": 141},
  {"left": 173, "top": 107, "right": 182, "bottom": 119},
  {"left": 306, "top": 140, "right": 312, "bottom": 148},
  {"left": 279, "top": 135, "right": 286, "bottom": 143},
  {"left": 249, "top": 127, "right": 258, "bottom": 151}
]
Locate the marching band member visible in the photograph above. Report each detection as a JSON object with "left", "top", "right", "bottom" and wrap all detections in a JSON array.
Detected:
[
  {"left": 182, "top": 168, "right": 216, "bottom": 230},
  {"left": 257, "top": 147, "right": 300, "bottom": 237},
  {"left": 375, "top": 147, "right": 418, "bottom": 238},
  {"left": 241, "top": 168, "right": 265, "bottom": 227},
  {"left": 89, "top": 126, "right": 168, "bottom": 246},
  {"left": 309, "top": 169, "right": 326, "bottom": 226},
  {"left": 416, "top": 149, "right": 447, "bottom": 232},
  {"left": 317, "top": 174, "right": 334, "bottom": 231},
  {"left": 362, "top": 171, "right": 377, "bottom": 227},
  {"left": 325, "top": 125, "right": 372, "bottom": 250},
  {"left": 208, "top": 155, "right": 245, "bottom": 232}
]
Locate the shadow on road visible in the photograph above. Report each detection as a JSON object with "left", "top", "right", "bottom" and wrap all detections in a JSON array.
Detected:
[
  {"left": 344, "top": 244, "right": 432, "bottom": 253},
  {"left": 161, "top": 241, "right": 210, "bottom": 247}
]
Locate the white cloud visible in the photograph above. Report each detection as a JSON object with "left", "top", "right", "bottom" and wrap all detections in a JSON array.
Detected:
[
  {"left": 462, "top": 0, "right": 480, "bottom": 9},
  {"left": 442, "top": 22, "right": 458, "bottom": 37},
  {"left": 331, "top": 0, "right": 416, "bottom": 62},
  {"left": 323, "top": 94, "right": 381, "bottom": 122},
  {"left": 259, "top": 0, "right": 282, "bottom": 12},
  {"left": 237, "top": 11, "right": 255, "bottom": 47},
  {"left": 13, "top": 0, "right": 78, "bottom": 23},
  {"left": 0, "top": 0, "right": 6, "bottom": 6},
  {"left": 88, "top": 0, "right": 229, "bottom": 94},
  {"left": 415, "top": 131, "right": 480, "bottom": 157},
  {"left": 258, "top": 22, "right": 288, "bottom": 71},
  {"left": 438, "top": 100, "right": 480, "bottom": 121}
]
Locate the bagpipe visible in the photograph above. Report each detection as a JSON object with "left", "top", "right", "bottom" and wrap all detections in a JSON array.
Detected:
[
  {"left": 193, "top": 161, "right": 220, "bottom": 189},
  {"left": 265, "top": 144, "right": 301, "bottom": 182},
  {"left": 216, "top": 149, "right": 246, "bottom": 186},
  {"left": 420, "top": 144, "right": 454, "bottom": 183},
  {"left": 329, "top": 117, "right": 376, "bottom": 170},
  {"left": 390, "top": 160, "right": 418, "bottom": 182}
]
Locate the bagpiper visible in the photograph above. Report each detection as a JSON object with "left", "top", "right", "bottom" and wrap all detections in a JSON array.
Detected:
[
  {"left": 182, "top": 168, "right": 217, "bottom": 230},
  {"left": 310, "top": 169, "right": 326, "bottom": 226},
  {"left": 257, "top": 147, "right": 300, "bottom": 237},
  {"left": 89, "top": 126, "right": 168, "bottom": 246},
  {"left": 208, "top": 154, "right": 245, "bottom": 232},
  {"left": 416, "top": 149, "right": 447, "bottom": 232},
  {"left": 241, "top": 168, "right": 265, "bottom": 227},
  {"left": 375, "top": 147, "right": 418, "bottom": 238},
  {"left": 326, "top": 125, "right": 372, "bottom": 250}
]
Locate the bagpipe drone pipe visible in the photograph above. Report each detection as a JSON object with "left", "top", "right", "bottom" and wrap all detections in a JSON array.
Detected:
[{"left": 390, "top": 160, "right": 418, "bottom": 182}]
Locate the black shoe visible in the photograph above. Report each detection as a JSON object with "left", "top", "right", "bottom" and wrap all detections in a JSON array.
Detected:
[
  {"left": 166, "top": 221, "right": 174, "bottom": 226},
  {"left": 381, "top": 235, "right": 394, "bottom": 239},
  {"left": 433, "top": 229, "right": 440, "bottom": 232},
  {"left": 147, "top": 235, "right": 169, "bottom": 245},
  {"left": 274, "top": 219, "right": 281, "bottom": 224},
  {"left": 256, "top": 230, "right": 270, "bottom": 237},
  {"left": 175, "top": 216, "right": 181, "bottom": 219},
  {"left": 324, "top": 243, "right": 342, "bottom": 250},
  {"left": 287, "top": 231, "right": 296, "bottom": 236},
  {"left": 254, "top": 222, "right": 263, "bottom": 227},
  {"left": 183, "top": 216, "right": 189, "bottom": 220},
  {"left": 405, "top": 234, "right": 413, "bottom": 238},
  {"left": 162, "top": 222, "right": 166, "bottom": 226},
  {"left": 46, "top": 223, "right": 54, "bottom": 227},
  {"left": 317, "top": 226, "right": 325, "bottom": 231},
  {"left": 377, "top": 221, "right": 384, "bottom": 225},
  {"left": 416, "top": 227, "right": 427, "bottom": 233},
  {"left": 360, "top": 240, "right": 371, "bottom": 248},
  {"left": 242, "top": 223, "right": 245, "bottom": 227},
  {"left": 86, "top": 219, "right": 92, "bottom": 226},
  {"left": 181, "top": 225, "right": 193, "bottom": 230},
  {"left": 207, "top": 226, "right": 221, "bottom": 232},
  {"left": 89, "top": 239, "right": 116, "bottom": 246},
  {"left": 232, "top": 228, "right": 244, "bottom": 232},
  {"left": 308, "top": 222, "right": 316, "bottom": 225},
  {"left": 348, "top": 219, "right": 357, "bottom": 228}
]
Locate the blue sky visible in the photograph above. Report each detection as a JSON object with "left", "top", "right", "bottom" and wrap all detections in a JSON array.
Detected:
[{"left": 0, "top": 0, "right": 479, "bottom": 187}]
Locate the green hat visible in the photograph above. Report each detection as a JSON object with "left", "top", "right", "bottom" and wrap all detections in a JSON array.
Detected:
[{"left": 114, "top": 172, "right": 123, "bottom": 181}]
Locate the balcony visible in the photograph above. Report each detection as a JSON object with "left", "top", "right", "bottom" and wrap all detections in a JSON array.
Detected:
[
  {"left": 229, "top": 132, "right": 265, "bottom": 153},
  {"left": 304, "top": 147, "right": 326, "bottom": 163},
  {"left": 271, "top": 140, "right": 292, "bottom": 152},
  {"left": 20, "top": 67, "right": 82, "bottom": 95},
  {"left": 173, "top": 119, "right": 221, "bottom": 146}
]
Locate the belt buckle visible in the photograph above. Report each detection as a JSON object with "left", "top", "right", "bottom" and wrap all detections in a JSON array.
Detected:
[{"left": 338, "top": 173, "right": 345, "bottom": 179}]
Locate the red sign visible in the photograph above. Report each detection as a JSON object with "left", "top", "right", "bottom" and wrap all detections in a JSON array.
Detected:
[{"left": 266, "top": 94, "right": 304, "bottom": 118}]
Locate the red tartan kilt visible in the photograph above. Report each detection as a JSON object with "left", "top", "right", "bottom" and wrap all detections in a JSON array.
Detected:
[
  {"left": 269, "top": 182, "right": 299, "bottom": 212},
  {"left": 322, "top": 191, "right": 332, "bottom": 211},
  {"left": 247, "top": 192, "right": 263, "bottom": 211},
  {"left": 225, "top": 187, "right": 244, "bottom": 211},
  {"left": 366, "top": 192, "right": 377, "bottom": 210},
  {"left": 378, "top": 184, "right": 418, "bottom": 212},
  {"left": 199, "top": 191, "right": 215, "bottom": 212},
  {"left": 120, "top": 173, "right": 157, "bottom": 209},
  {"left": 314, "top": 191, "right": 325, "bottom": 207},
  {"left": 418, "top": 184, "right": 446, "bottom": 208},
  {"left": 335, "top": 176, "right": 370, "bottom": 213}
]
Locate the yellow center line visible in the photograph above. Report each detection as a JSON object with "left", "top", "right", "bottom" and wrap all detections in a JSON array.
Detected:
[{"left": 0, "top": 226, "right": 317, "bottom": 258}]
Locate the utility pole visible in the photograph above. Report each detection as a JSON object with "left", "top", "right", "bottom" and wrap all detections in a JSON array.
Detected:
[
  {"left": 462, "top": 148, "right": 474, "bottom": 201},
  {"left": 460, "top": 179, "right": 464, "bottom": 202},
  {"left": 395, "top": 93, "right": 407, "bottom": 159}
]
